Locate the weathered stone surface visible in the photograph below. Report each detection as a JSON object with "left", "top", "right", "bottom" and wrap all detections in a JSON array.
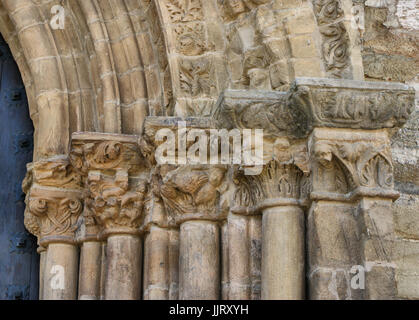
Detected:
[{"left": 0, "top": 0, "right": 415, "bottom": 301}]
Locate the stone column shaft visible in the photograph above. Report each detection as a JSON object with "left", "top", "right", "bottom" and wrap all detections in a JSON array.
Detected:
[
  {"left": 105, "top": 235, "right": 142, "bottom": 300},
  {"left": 43, "top": 243, "right": 79, "bottom": 300},
  {"left": 78, "top": 241, "right": 102, "bottom": 300},
  {"left": 261, "top": 205, "right": 305, "bottom": 300},
  {"left": 228, "top": 214, "right": 251, "bottom": 300},
  {"left": 179, "top": 221, "right": 220, "bottom": 300},
  {"left": 143, "top": 226, "right": 170, "bottom": 300}
]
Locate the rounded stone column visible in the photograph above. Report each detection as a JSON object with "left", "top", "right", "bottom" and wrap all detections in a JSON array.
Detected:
[
  {"left": 261, "top": 205, "right": 305, "bottom": 300},
  {"left": 143, "top": 225, "right": 171, "bottom": 300},
  {"left": 43, "top": 243, "right": 79, "bottom": 300},
  {"left": 37, "top": 246, "right": 47, "bottom": 300},
  {"left": 228, "top": 214, "right": 251, "bottom": 300},
  {"left": 179, "top": 221, "right": 220, "bottom": 300},
  {"left": 78, "top": 240, "right": 102, "bottom": 300},
  {"left": 105, "top": 234, "right": 142, "bottom": 300}
]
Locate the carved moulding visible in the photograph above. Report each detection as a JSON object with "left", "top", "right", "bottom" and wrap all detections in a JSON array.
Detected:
[
  {"left": 214, "top": 90, "right": 301, "bottom": 138},
  {"left": 310, "top": 128, "right": 400, "bottom": 202},
  {"left": 288, "top": 78, "right": 416, "bottom": 134},
  {"left": 23, "top": 158, "right": 83, "bottom": 246},
  {"left": 70, "top": 132, "right": 148, "bottom": 238},
  {"left": 312, "top": 0, "right": 351, "bottom": 78}
]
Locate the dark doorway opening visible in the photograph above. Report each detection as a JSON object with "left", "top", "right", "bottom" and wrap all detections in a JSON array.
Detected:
[{"left": 0, "top": 34, "right": 39, "bottom": 300}]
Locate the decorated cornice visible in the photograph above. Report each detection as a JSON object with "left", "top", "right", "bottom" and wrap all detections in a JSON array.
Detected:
[
  {"left": 70, "top": 132, "right": 144, "bottom": 174},
  {"left": 288, "top": 78, "right": 415, "bottom": 134},
  {"left": 214, "top": 78, "right": 415, "bottom": 138}
]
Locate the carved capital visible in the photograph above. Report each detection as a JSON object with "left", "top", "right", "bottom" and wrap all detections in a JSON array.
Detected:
[
  {"left": 86, "top": 170, "right": 147, "bottom": 237},
  {"left": 214, "top": 90, "right": 302, "bottom": 138},
  {"left": 310, "top": 128, "right": 399, "bottom": 201},
  {"left": 158, "top": 165, "right": 228, "bottom": 225},
  {"left": 23, "top": 158, "right": 83, "bottom": 245},
  {"left": 233, "top": 161, "right": 308, "bottom": 215},
  {"left": 70, "top": 132, "right": 148, "bottom": 238}
]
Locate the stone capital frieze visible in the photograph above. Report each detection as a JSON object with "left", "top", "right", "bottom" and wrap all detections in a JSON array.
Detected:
[
  {"left": 214, "top": 78, "right": 415, "bottom": 139},
  {"left": 70, "top": 132, "right": 149, "bottom": 238},
  {"left": 288, "top": 78, "right": 415, "bottom": 134},
  {"left": 23, "top": 157, "right": 84, "bottom": 246},
  {"left": 70, "top": 132, "right": 145, "bottom": 174},
  {"left": 158, "top": 164, "right": 228, "bottom": 225},
  {"left": 309, "top": 128, "right": 399, "bottom": 202}
]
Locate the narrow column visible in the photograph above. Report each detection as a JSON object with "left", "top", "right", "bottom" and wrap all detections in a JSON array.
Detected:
[
  {"left": 168, "top": 229, "right": 180, "bottom": 299},
  {"left": 37, "top": 246, "right": 47, "bottom": 300},
  {"left": 228, "top": 214, "right": 251, "bottom": 300},
  {"left": 143, "top": 225, "right": 170, "bottom": 300},
  {"left": 99, "top": 242, "right": 107, "bottom": 300},
  {"left": 261, "top": 205, "right": 305, "bottom": 300},
  {"left": 221, "top": 221, "right": 230, "bottom": 300},
  {"left": 78, "top": 209, "right": 102, "bottom": 300},
  {"left": 179, "top": 221, "right": 220, "bottom": 300},
  {"left": 105, "top": 234, "right": 142, "bottom": 300},
  {"left": 78, "top": 241, "right": 102, "bottom": 300},
  {"left": 249, "top": 216, "right": 262, "bottom": 300},
  {"left": 234, "top": 162, "right": 306, "bottom": 300},
  {"left": 142, "top": 191, "right": 178, "bottom": 300}
]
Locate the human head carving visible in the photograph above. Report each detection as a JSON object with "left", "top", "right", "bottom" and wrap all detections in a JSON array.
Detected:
[{"left": 314, "top": 142, "right": 333, "bottom": 168}]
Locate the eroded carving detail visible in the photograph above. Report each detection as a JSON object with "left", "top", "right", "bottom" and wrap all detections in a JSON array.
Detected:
[
  {"left": 312, "top": 139, "right": 394, "bottom": 195},
  {"left": 312, "top": 0, "right": 351, "bottom": 78},
  {"left": 159, "top": 165, "right": 227, "bottom": 224},
  {"left": 165, "top": 0, "right": 203, "bottom": 22},
  {"left": 288, "top": 79, "right": 416, "bottom": 131},
  {"left": 87, "top": 171, "right": 147, "bottom": 236},
  {"left": 179, "top": 58, "right": 215, "bottom": 96}
]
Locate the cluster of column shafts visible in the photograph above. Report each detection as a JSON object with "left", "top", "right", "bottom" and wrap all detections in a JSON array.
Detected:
[{"left": 23, "top": 78, "right": 415, "bottom": 300}]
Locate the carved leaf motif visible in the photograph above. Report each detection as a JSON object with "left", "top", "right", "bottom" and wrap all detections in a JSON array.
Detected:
[
  {"left": 313, "top": 0, "right": 343, "bottom": 25},
  {"left": 361, "top": 155, "right": 393, "bottom": 188},
  {"left": 320, "top": 23, "right": 349, "bottom": 76},
  {"left": 94, "top": 141, "right": 122, "bottom": 164},
  {"left": 179, "top": 59, "right": 214, "bottom": 96},
  {"left": 166, "top": 0, "right": 203, "bottom": 22},
  {"left": 175, "top": 23, "right": 209, "bottom": 56}
]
